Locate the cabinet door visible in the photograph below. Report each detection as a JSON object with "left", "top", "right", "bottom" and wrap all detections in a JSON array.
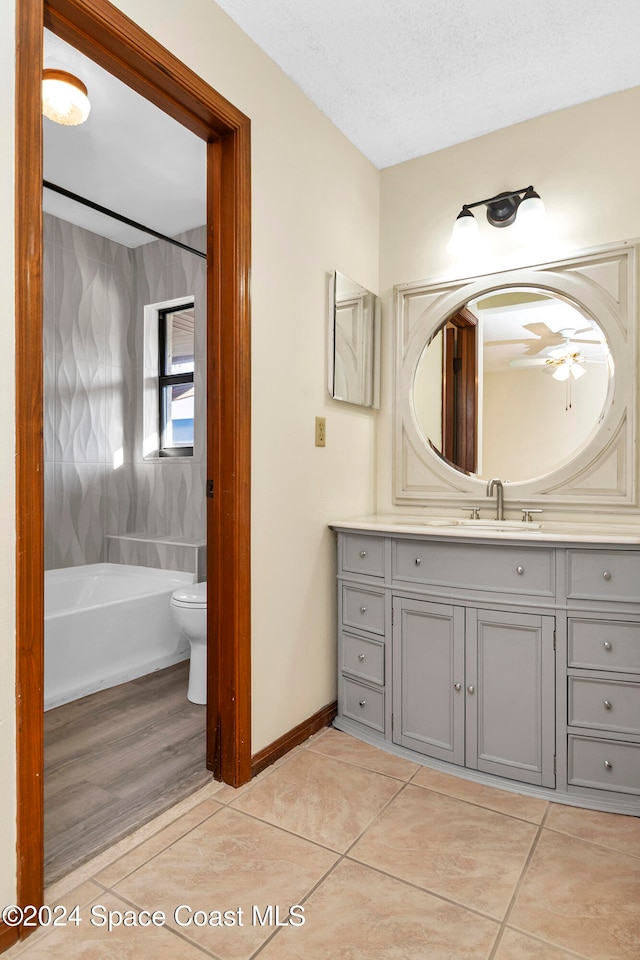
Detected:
[
  {"left": 466, "top": 609, "right": 555, "bottom": 787},
  {"left": 392, "top": 596, "right": 465, "bottom": 764}
]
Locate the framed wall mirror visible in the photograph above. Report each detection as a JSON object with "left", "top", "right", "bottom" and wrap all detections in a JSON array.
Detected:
[
  {"left": 328, "top": 271, "right": 381, "bottom": 408},
  {"left": 394, "top": 244, "right": 637, "bottom": 511}
]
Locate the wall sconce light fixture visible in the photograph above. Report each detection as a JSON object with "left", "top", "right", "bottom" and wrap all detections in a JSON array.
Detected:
[
  {"left": 447, "top": 185, "right": 546, "bottom": 256},
  {"left": 42, "top": 69, "right": 91, "bottom": 126}
]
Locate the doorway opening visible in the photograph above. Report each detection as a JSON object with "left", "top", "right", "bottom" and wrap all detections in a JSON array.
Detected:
[{"left": 15, "top": 0, "right": 251, "bottom": 927}]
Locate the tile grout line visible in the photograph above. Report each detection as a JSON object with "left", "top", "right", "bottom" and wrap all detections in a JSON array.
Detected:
[
  {"left": 90, "top": 803, "right": 229, "bottom": 889},
  {"left": 245, "top": 775, "right": 420, "bottom": 960},
  {"left": 487, "top": 803, "right": 552, "bottom": 960},
  {"left": 89, "top": 884, "right": 226, "bottom": 960},
  {"left": 404, "top": 777, "right": 550, "bottom": 826},
  {"left": 542, "top": 822, "right": 640, "bottom": 859},
  {"left": 46, "top": 796, "right": 226, "bottom": 898}
]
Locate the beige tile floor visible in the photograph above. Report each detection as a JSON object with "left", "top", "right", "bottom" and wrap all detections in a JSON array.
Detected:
[{"left": 6, "top": 727, "right": 640, "bottom": 959}]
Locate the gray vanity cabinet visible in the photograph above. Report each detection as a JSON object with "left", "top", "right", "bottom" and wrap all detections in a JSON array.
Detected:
[
  {"left": 564, "top": 549, "right": 640, "bottom": 800},
  {"left": 337, "top": 533, "right": 388, "bottom": 737},
  {"left": 466, "top": 609, "right": 555, "bottom": 787},
  {"left": 392, "top": 597, "right": 465, "bottom": 764},
  {"left": 392, "top": 598, "right": 555, "bottom": 786},
  {"left": 335, "top": 527, "right": 640, "bottom": 812}
]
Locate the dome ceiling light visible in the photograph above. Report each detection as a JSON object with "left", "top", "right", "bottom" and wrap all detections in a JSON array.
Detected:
[{"left": 42, "top": 69, "right": 91, "bottom": 126}]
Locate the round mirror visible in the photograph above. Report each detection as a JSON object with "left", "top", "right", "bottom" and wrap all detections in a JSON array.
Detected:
[{"left": 413, "top": 288, "right": 614, "bottom": 482}]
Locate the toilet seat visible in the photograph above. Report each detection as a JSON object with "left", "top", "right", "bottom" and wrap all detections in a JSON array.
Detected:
[{"left": 171, "top": 582, "right": 207, "bottom": 609}]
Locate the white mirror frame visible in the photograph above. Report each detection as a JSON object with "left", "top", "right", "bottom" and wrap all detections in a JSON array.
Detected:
[{"left": 394, "top": 242, "right": 638, "bottom": 512}]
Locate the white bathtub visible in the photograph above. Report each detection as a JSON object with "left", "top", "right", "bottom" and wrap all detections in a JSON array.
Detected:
[{"left": 45, "top": 563, "right": 195, "bottom": 710}]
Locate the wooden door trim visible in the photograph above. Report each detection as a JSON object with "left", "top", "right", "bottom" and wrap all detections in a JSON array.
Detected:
[{"left": 14, "top": 0, "right": 251, "bottom": 928}]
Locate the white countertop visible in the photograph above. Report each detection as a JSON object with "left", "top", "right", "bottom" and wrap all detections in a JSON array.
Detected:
[{"left": 329, "top": 514, "right": 640, "bottom": 545}]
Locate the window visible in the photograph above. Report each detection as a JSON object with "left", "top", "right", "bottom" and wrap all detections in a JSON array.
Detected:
[{"left": 158, "top": 301, "right": 195, "bottom": 456}]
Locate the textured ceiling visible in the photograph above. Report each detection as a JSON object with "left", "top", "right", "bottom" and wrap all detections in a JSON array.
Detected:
[
  {"left": 43, "top": 2, "right": 640, "bottom": 244},
  {"left": 215, "top": 0, "right": 640, "bottom": 168}
]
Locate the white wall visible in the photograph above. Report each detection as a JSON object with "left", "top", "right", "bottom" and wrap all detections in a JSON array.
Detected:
[
  {"left": 482, "top": 366, "right": 609, "bottom": 480},
  {"left": 378, "top": 87, "right": 640, "bottom": 515},
  {"left": 92, "top": 0, "right": 382, "bottom": 747},
  {"left": 0, "top": 0, "right": 16, "bottom": 912},
  {"left": 2, "top": 0, "right": 380, "bottom": 904}
]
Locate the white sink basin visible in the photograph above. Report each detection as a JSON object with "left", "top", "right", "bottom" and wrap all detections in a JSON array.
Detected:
[
  {"left": 393, "top": 517, "right": 542, "bottom": 531},
  {"left": 450, "top": 518, "right": 542, "bottom": 530}
]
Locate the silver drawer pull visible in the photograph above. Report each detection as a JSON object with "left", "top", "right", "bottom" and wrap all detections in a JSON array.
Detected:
[
  {"left": 603, "top": 571, "right": 611, "bottom": 580},
  {"left": 360, "top": 605, "right": 367, "bottom": 613},
  {"left": 604, "top": 700, "right": 612, "bottom": 710},
  {"left": 467, "top": 685, "right": 475, "bottom": 694},
  {"left": 604, "top": 641, "right": 612, "bottom": 651},
  {"left": 415, "top": 557, "right": 421, "bottom": 566},
  {"left": 359, "top": 699, "right": 367, "bottom": 708},
  {"left": 359, "top": 550, "right": 367, "bottom": 558},
  {"left": 454, "top": 682, "right": 462, "bottom": 691},
  {"left": 604, "top": 760, "right": 613, "bottom": 770},
  {"left": 516, "top": 565, "right": 524, "bottom": 575},
  {"left": 358, "top": 653, "right": 366, "bottom": 661}
]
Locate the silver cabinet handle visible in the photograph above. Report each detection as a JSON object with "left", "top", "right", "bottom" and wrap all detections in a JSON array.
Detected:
[
  {"left": 359, "top": 699, "right": 366, "bottom": 708},
  {"left": 516, "top": 565, "right": 524, "bottom": 575},
  {"left": 604, "top": 641, "right": 612, "bottom": 651},
  {"left": 603, "top": 571, "right": 611, "bottom": 580},
  {"left": 359, "top": 550, "right": 367, "bottom": 558},
  {"left": 415, "top": 557, "right": 421, "bottom": 566},
  {"left": 358, "top": 653, "right": 366, "bottom": 661},
  {"left": 604, "top": 760, "right": 613, "bottom": 770},
  {"left": 454, "top": 682, "right": 462, "bottom": 691},
  {"left": 604, "top": 700, "right": 612, "bottom": 710},
  {"left": 360, "top": 605, "right": 367, "bottom": 613},
  {"left": 467, "top": 685, "right": 475, "bottom": 694}
]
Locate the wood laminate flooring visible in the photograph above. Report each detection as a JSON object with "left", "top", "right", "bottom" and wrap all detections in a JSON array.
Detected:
[{"left": 44, "top": 660, "right": 210, "bottom": 884}]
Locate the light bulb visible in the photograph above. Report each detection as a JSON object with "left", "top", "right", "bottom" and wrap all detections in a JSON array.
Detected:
[
  {"left": 570, "top": 363, "right": 587, "bottom": 380},
  {"left": 552, "top": 364, "right": 570, "bottom": 382}
]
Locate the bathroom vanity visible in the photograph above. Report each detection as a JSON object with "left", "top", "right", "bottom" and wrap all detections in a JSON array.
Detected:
[{"left": 331, "top": 517, "right": 640, "bottom": 815}]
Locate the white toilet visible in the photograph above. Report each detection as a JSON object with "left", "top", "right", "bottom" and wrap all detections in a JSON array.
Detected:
[{"left": 170, "top": 581, "right": 207, "bottom": 704}]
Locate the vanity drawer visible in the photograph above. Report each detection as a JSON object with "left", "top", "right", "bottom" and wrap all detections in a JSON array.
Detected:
[
  {"left": 567, "top": 550, "right": 640, "bottom": 602},
  {"left": 341, "top": 584, "right": 385, "bottom": 635},
  {"left": 392, "top": 539, "right": 554, "bottom": 597},
  {"left": 568, "top": 736, "right": 640, "bottom": 795},
  {"left": 341, "top": 631, "right": 384, "bottom": 685},
  {"left": 568, "top": 619, "right": 640, "bottom": 674},
  {"left": 568, "top": 678, "right": 640, "bottom": 735},
  {"left": 341, "top": 534, "right": 385, "bottom": 578},
  {"left": 341, "top": 677, "right": 385, "bottom": 733}
]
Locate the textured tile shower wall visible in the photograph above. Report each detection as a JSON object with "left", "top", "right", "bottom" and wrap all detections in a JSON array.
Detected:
[{"left": 44, "top": 213, "right": 207, "bottom": 570}]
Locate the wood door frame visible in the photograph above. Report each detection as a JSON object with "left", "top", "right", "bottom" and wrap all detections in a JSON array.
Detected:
[
  {"left": 441, "top": 306, "right": 478, "bottom": 474},
  {"left": 14, "top": 0, "right": 251, "bottom": 924}
]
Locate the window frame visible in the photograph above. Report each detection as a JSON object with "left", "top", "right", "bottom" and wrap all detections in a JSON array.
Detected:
[{"left": 158, "top": 299, "right": 195, "bottom": 458}]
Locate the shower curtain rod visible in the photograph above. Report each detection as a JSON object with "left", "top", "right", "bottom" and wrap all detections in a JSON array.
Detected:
[{"left": 43, "top": 180, "right": 207, "bottom": 260}]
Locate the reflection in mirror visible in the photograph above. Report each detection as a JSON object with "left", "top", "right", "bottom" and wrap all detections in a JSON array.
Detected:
[
  {"left": 414, "top": 289, "right": 613, "bottom": 482},
  {"left": 329, "top": 272, "right": 380, "bottom": 408}
]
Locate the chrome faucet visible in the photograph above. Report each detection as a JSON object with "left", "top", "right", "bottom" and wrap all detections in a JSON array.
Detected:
[{"left": 486, "top": 478, "right": 504, "bottom": 520}]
